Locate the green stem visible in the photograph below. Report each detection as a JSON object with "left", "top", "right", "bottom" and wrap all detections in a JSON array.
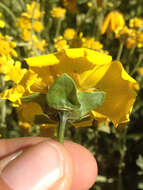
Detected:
[
  {"left": 129, "top": 45, "right": 136, "bottom": 57},
  {"left": 0, "top": 75, "right": 7, "bottom": 137},
  {"left": 130, "top": 54, "right": 143, "bottom": 75},
  {"left": 30, "top": 0, "right": 40, "bottom": 55},
  {"left": 0, "top": 2, "right": 17, "bottom": 23},
  {"left": 116, "top": 40, "right": 124, "bottom": 60},
  {"left": 58, "top": 112, "right": 68, "bottom": 144},
  {"left": 55, "top": 19, "right": 62, "bottom": 38}
]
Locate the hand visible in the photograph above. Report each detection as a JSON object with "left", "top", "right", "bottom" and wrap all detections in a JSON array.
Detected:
[{"left": 0, "top": 137, "right": 97, "bottom": 190}]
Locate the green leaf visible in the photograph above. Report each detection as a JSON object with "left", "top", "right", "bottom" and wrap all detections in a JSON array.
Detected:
[
  {"left": 34, "top": 113, "right": 56, "bottom": 125},
  {"left": 78, "top": 91, "right": 105, "bottom": 116},
  {"left": 46, "top": 74, "right": 80, "bottom": 111}
]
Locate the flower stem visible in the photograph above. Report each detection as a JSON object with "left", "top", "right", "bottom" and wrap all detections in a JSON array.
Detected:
[
  {"left": 30, "top": 0, "right": 40, "bottom": 55},
  {"left": 0, "top": 75, "right": 7, "bottom": 137},
  {"left": 130, "top": 54, "right": 143, "bottom": 76},
  {"left": 116, "top": 40, "right": 124, "bottom": 60},
  {"left": 58, "top": 112, "right": 68, "bottom": 144},
  {"left": 55, "top": 19, "right": 62, "bottom": 38}
]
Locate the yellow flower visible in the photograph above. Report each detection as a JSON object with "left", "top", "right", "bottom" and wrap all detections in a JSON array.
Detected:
[
  {"left": 63, "top": 28, "right": 76, "bottom": 40},
  {"left": 137, "top": 67, "right": 143, "bottom": 75},
  {"left": 129, "top": 17, "right": 143, "bottom": 28},
  {"left": 101, "top": 11, "right": 125, "bottom": 35},
  {"left": 0, "top": 20, "right": 5, "bottom": 28},
  {"left": 0, "top": 56, "right": 12, "bottom": 74},
  {"left": 115, "top": 26, "right": 136, "bottom": 39},
  {"left": 4, "top": 61, "right": 27, "bottom": 84},
  {"left": 17, "top": 102, "right": 42, "bottom": 123},
  {"left": 25, "top": 48, "right": 139, "bottom": 127},
  {"left": 22, "top": 2, "right": 44, "bottom": 19},
  {"left": 1, "top": 85, "right": 25, "bottom": 106},
  {"left": 31, "top": 35, "right": 47, "bottom": 52},
  {"left": 54, "top": 37, "right": 69, "bottom": 51},
  {"left": 0, "top": 13, "right": 5, "bottom": 28},
  {"left": 137, "top": 32, "right": 143, "bottom": 48},
  {"left": 33, "top": 21, "right": 43, "bottom": 33},
  {"left": 125, "top": 37, "right": 136, "bottom": 49},
  {"left": 63, "top": 0, "right": 77, "bottom": 13},
  {"left": 81, "top": 37, "right": 103, "bottom": 51},
  {"left": 51, "top": 7, "right": 66, "bottom": 19},
  {"left": 0, "top": 34, "right": 17, "bottom": 57},
  {"left": 17, "top": 16, "right": 31, "bottom": 30},
  {"left": 19, "top": 121, "right": 32, "bottom": 134},
  {"left": 21, "top": 30, "right": 31, "bottom": 41}
]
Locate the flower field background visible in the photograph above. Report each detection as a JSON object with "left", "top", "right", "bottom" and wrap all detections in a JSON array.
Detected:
[{"left": 0, "top": 0, "right": 143, "bottom": 189}]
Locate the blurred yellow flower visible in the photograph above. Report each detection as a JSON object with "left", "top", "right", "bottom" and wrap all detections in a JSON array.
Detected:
[
  {"left": 125, "top": 37, "right": 136, "bottom": 49},
  {"left": 33, "top": 21, "right": 43, "bottom": 33},
  {"left": 0, "top": 13, "right": 5, "bottom": 28},
  {"left": 101, "top": 11, "right": 125, "bottom": 35},
  {"left": 115, "top": 26, "right": 136, "bottom": 39},
  {"left": 54, "top": 37, "right": 69, "bottom": 51},
  {"left": 22, "top": 2, "right": 44, "bottom": 19},
  {"left": 137, "top": 67, "right": 143, "bottom": 75},
  {"left": 129, "top": 17, "right": 143, "bottom": 28},
  {"left": 0, "top": 34, "right": 17, "bottom": 57},
  {"left": 21, "top": 30, "right": 31, "bottom": 41},
  {"left": 51, "top": 7, "right": 66, "bottom": 18},
  {"left": 31, "top": 35, "right": 47, "bottom": 52},
  {"left": 81, "top": 38, "right": 103, "bottom": 51},
  {"left": 19, "top": 121, "right": 32, "bottom": 134},
  {"left": 0, "top": 56, "right": 12, "bottom": 74},
  {"left": 63, "top": 28, "right": 76, "bottom": 40},
  {"left": 0, "top": 20, "right": 5, "bottom": 28},
  {"left": 17, "top": 102, "right": 42, "bottom": 123},
  {"left": 25, "top": 48, "right": 139, "bottom": 127},
  {"left": 17, "top": 16, "right": 31, "bottom": 30},
  {"left": 137, "top": 32, "right": 143, "bottom": 48}
]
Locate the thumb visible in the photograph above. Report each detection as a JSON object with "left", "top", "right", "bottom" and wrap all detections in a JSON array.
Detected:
[{"left": 0, "top": 139, "right": 73, "bottom": 190}]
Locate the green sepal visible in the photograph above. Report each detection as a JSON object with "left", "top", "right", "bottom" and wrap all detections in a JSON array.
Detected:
[
  {"left": 46, "top": 74, "right": 80, "bottom": 111},
  {"left": 34, "top": 113, "right": 56, "bottom": 125},
  {"left": 78, "top": 91, "right": 105, "bottom": 117}
]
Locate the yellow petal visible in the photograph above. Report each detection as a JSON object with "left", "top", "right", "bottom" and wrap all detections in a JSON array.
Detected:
[
  {"left": 25, "top": 54, "right": 59, "bottom": 67},
  {"left": 91, "top": 61, "right": 139, "bottom": 127},
  {"left": 17, "top": 102, "right": 43, "bottom": 123}
]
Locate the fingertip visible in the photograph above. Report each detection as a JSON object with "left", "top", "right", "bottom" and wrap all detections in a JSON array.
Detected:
[
  {"left": 1, "top": 139, "right": 74, "bottom": 190},
  {"left": 64, "top": 141, "right": 98, "bottom": 190}
]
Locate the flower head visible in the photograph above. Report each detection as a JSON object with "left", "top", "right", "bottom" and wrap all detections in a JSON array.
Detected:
[
  {"left": 101, "top": 11, "right": 125, "bottom": 35},
  {"left": 81, "top": 37, "right": 103, "bottom": 51},
  {"left": 63, "top": 28, "right": 76, "bottom": 40},
  {"left": 51, "top": 7, "right": 66, "bottom": 19},
  {"left": 22, "top": 2, "right": 44, "bottom": 19},
  {"left": 54, "top": 36, "right": 69, "bottom": 51},
  {"left": 25, "top": 48, "right": 139, "bottom": 127},
  {"left": 129, "top": 17, "right": 143, "bottom": 29}
]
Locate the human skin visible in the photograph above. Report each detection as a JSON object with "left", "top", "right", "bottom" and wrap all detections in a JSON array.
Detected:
[{"left": 0, "top": 137, "right": 98, "bottom": 190}]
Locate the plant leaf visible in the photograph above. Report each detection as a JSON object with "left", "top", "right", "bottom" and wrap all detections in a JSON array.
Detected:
[
  {"left": 46, "top": 74, "right": 80, "bottom": 110},
  {"left": 78, "top": 91, "right": 105, "bottom": 116}
]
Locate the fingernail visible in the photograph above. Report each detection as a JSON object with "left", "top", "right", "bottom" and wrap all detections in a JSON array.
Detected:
[
  {"left": 0, "top": 151, "right": 23, "bottom": 173},
  {"left": 1, "top": 141, "right": 64, "bottom": 190}
]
